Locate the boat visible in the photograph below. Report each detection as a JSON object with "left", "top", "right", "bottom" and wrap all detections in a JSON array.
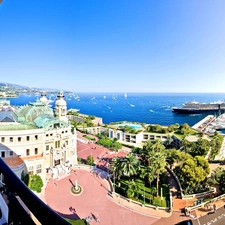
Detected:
[
  {"left": 172, "top": 101, "right": 225, "bottom": 114},
  {"left": 124, "top": 93, "right": 127, "bottom": 98}
]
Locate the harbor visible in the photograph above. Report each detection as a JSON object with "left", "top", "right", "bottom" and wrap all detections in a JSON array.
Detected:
[
  {"left": 192, "top": 113, "right": 225, "bottom": 135},
  {"left": 192, "top": 113, "right": 225, "bottom": 160}
]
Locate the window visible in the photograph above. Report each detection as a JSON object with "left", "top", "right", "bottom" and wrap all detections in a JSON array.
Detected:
[
  {"left": 36, "top": 164, "right": 42, "bottom": 174},
  {"left": 9, "top": 151, "right": 13, "bottom": 156},
  {"left": 1, "top": 137, "right": 5, "bottom": 142},
  {"left": 18, "top": 137, "right": 21, "bottom": 142},
  {"left": 36, "top": 169, "right": 42, "bottom": 174},
  {"left": 46, "top": 145, "right": 49, "bottom": 151},
  {"left": 55, "top": 140, "right": 60, "bottom": 148},
  {"left": 10, "top": 137, "right": 13, "bottom": 142},
  {"left": 28, "top": 166, "right": 34, "bottom": 175},
  {"left": 26, "top": 136, "right": 30, "bottom": 141},
  {"left": 26, "top": 149, "right": 30, "bottom": 156},
  {"left": 1, "top": 152, "right": 5, "bottom": 158},
  {"left": 29, "top": 166, "right": 33, "bottom": 170},
  {"left": 54, "top": 123, "right": 60, "bottom": 128},
  {"left": 35, "top": 148, "right": 38, "bottom": 155},
  {"left": 46, "top": 134, "right": 49, "bottom": 137},
  {"left": 35, "top": 135, "right": 38, "bottom": 140},
  {"left": 50, "top": 133, "right": 53, "bottom": 136}
]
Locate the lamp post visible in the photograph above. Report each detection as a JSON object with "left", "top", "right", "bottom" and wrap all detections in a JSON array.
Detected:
[
  {"left": 143, "top": 187, "right": 145, "bottom": 205},
  {"left": 113, "top": 171, "right": 115, "bottom": 192}
]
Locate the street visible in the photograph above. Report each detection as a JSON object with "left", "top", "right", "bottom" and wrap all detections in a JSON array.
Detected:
[{"left": 193, "top": 206, "right": 225, "bottom": 225}]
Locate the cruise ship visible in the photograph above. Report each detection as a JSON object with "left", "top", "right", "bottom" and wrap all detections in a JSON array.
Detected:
[{"left": 172, "top": 101, "right": 225, "bottom": 114}]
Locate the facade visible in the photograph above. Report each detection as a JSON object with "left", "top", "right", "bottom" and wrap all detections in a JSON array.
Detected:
[
  {"left": 0, "top": 91, "right": 77, "bottom": 182},
  {"left": 84, "top": 125, "right": 183, "bottom": 149}
]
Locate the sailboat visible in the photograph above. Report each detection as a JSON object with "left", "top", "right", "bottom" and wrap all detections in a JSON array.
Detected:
[{"left": 124, "top": 93, "right": 127, "bottom": 98}]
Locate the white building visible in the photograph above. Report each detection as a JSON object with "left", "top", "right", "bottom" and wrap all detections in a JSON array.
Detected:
[{"left": 0, "top": 91, "right": 77, "bottom": 182}]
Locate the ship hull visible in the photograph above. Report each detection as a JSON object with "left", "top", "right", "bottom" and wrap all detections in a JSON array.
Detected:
[{"left": 172, "top": 108, "right": 224, "bottom": 114}]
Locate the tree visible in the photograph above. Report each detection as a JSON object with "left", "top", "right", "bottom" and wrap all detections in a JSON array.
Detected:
[
  {"left": 211, "top": 166, "right": 225, "bottom": 183},
  {"left": 174, "top": 155, "right": 210, "bottom": 192},
  {"left": 120, "top": 154, "right": 140, "bottom": 179},
  {"left": 126, "top": 180, "right": 143, "bottom": 199},
  {"left": 86, "top": 155, "right": 94, "bottom": 165},
  {"left": 166, "top": 149, "right": 182, "bottom": 169},
  {"left": 25, "top": 174, "right": 43, "bottom": 193},
  {"left": 218, "top": 170, "right": 225, "bottom": 193},
  {"left": 164, "top": 135, "right": 174, "bottom": 149},
  {"left": 110, "top": 157, "right": 123, "bottom": 185},
  {"left": 142, "top": 139, "right": 166, "bottom": 197},
  {"left": 111, "top": 141, "right": 122, "bottom": 152}
]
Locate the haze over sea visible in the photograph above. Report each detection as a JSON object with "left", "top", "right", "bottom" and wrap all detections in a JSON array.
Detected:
[{"left": 8, "top": 92, "right": 225, "bottom": 127}]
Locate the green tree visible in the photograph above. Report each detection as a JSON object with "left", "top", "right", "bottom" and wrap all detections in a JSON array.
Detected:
[
  {"left": 86, "top": 155, "right": 94, "bottom": 165},
  {"left": 120, "top": 154, "right": 140, "bottom": 178},
  {"left": 110, "top": 157, "right": 123, "bottom": 186},
  {"left": 111, "top": 141, "right": 122, "bottom": 151},
  {"left": 25, "top": 174, "right": 43, "bottom": 193},
  {"left": 174, "top": 155, "right": 210, "bottom": 192},
  {"left": 166, "top": 149, "right": 182, "bottom": 169},
  {"left": 142, "top": 139, "right": 166, "bottom": 197},
  {"left": 218, "top": 170, "right": 225, "bottom": 193}
]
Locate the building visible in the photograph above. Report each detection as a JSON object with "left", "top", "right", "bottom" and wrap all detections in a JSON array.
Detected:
[{"left": 0, "top": 91, "right": 77, "bottom": 182}]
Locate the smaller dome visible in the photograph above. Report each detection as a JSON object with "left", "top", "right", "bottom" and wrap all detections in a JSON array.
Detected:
[{"left": 40, "top": 91, "right": 48, "bottom": 104}]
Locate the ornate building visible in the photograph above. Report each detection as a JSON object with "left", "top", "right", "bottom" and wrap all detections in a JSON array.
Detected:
[{"left": 0, "top": 91, "right": 77, "bottom": 182}]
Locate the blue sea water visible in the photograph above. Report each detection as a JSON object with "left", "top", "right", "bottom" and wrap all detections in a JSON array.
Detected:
[{"left": 7, "top": 92, "right": 225, "bottom": 126}]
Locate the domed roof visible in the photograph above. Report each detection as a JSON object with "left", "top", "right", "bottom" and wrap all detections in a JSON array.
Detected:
[
  {"left": 17, "top": 100, "right": 54, "bottom": 122},
  {"left": 55, "top": 90, "right": 67, "bottom": 106},
  {"left": 40, "top": 91, "right": 48, "bottom": 104}
]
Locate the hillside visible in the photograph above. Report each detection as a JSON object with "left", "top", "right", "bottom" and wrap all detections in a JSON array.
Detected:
[{"left": 0, "top": 82, "right": 72, "bottom": 94}]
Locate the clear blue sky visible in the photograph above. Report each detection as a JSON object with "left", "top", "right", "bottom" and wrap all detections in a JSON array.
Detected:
[{"left": 0, "top": 0, "right": 225, "bottom": 93}]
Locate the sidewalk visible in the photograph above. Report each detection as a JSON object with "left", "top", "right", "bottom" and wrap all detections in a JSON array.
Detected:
[{"left": 193, "top": 197, "right": 225, "bottom": 218}]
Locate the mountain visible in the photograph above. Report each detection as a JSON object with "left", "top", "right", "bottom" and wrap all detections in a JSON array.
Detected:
[{"left": 0, "top": 82, "right": 72, "bottom": 94}]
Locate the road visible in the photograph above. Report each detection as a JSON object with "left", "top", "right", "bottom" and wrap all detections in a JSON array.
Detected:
[{"left": 193, "top": 206, "right": 225, "bottom": 225}]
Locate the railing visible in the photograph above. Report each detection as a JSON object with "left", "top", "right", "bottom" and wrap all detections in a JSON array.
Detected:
[
  {"left": 0, "top": 158, "right": 71, "bottom": 225},
  {"left": 112, "top": 192, "right": 170, "bottom": 211},
  {"left": 182, "top": 188, "right": 216, "bottom": 199},
  {"left": 186, "top": 193, "right": 225, "bottom": 212}
]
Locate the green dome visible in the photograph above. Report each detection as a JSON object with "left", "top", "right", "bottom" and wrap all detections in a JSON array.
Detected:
[
  {"left": 17, "top": 100, "right": 54, "bottom": 122},
  {"left": 34, "top": 115, "right": 68, "bottom": 130}
]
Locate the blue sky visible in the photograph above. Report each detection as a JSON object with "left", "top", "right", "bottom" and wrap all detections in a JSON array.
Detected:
[{"left": 0, "top": 0, "right": 225, "bottom": 93}]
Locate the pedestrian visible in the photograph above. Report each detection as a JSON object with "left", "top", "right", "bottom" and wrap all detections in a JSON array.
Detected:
[
  {"left": 210, "top": 205, "right": 213, "bottom": 211},
  {"left": 213, "top": 204, "right": 216, "bottom": 212},
  {"left": 96, "top": 215, "right": 100, "bottom": 222}
]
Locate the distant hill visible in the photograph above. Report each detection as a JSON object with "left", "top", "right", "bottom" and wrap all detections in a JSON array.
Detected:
[{"left": 0, "top": 82, "right": 72, "bottom": 93}]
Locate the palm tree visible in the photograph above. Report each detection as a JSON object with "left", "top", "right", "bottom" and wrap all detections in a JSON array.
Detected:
[
  {"left": 141, "top": 140, "right": 153, "bottom": 166},
  {"left": 153, "top": 151, "right": 167, "bottom": 197},
  {"left": 120, "top": 154, "right": 140, "bottom": 179},
  {"left": 151, "top": 139, "right": 165, "bottom": 152},
  {"left": 110, "top": 157, "right": 123, "bottom": 186},
  {"left": 126, "top": 180, "right": 143, "bottom": 200},
  {"left": 142, "top": 139, "right": 167, "bottom": 197}
]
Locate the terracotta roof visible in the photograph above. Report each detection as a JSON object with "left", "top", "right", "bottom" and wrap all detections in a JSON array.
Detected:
[{"left": 3, "top": 157, "right": 24, "bottom": 167}]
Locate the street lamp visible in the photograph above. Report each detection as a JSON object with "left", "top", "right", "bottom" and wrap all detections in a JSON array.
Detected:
[
  {"left": 143, "top": 187, "right": 145, "bottom": 205},
  {"left": 113, "top": 171, "right": 115, "bottom": 192}
]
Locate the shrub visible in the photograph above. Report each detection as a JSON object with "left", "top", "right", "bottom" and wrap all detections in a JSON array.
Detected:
[{"left": 26, "top": 174, "right": 44, "bottom": 193}]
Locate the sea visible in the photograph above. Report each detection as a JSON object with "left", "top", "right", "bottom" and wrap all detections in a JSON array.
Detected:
[{"left": 6, "top": 92, "right": 225, "bottom": 127}]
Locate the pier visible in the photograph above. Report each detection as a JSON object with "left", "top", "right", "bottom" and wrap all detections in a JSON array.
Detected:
[{"left": 192, "top": 115, "right": 215, "bottom": 133}]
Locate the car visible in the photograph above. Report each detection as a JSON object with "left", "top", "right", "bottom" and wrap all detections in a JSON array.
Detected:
[{"left": 177, "top": 220, "right": 193, "bottom": 225}]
